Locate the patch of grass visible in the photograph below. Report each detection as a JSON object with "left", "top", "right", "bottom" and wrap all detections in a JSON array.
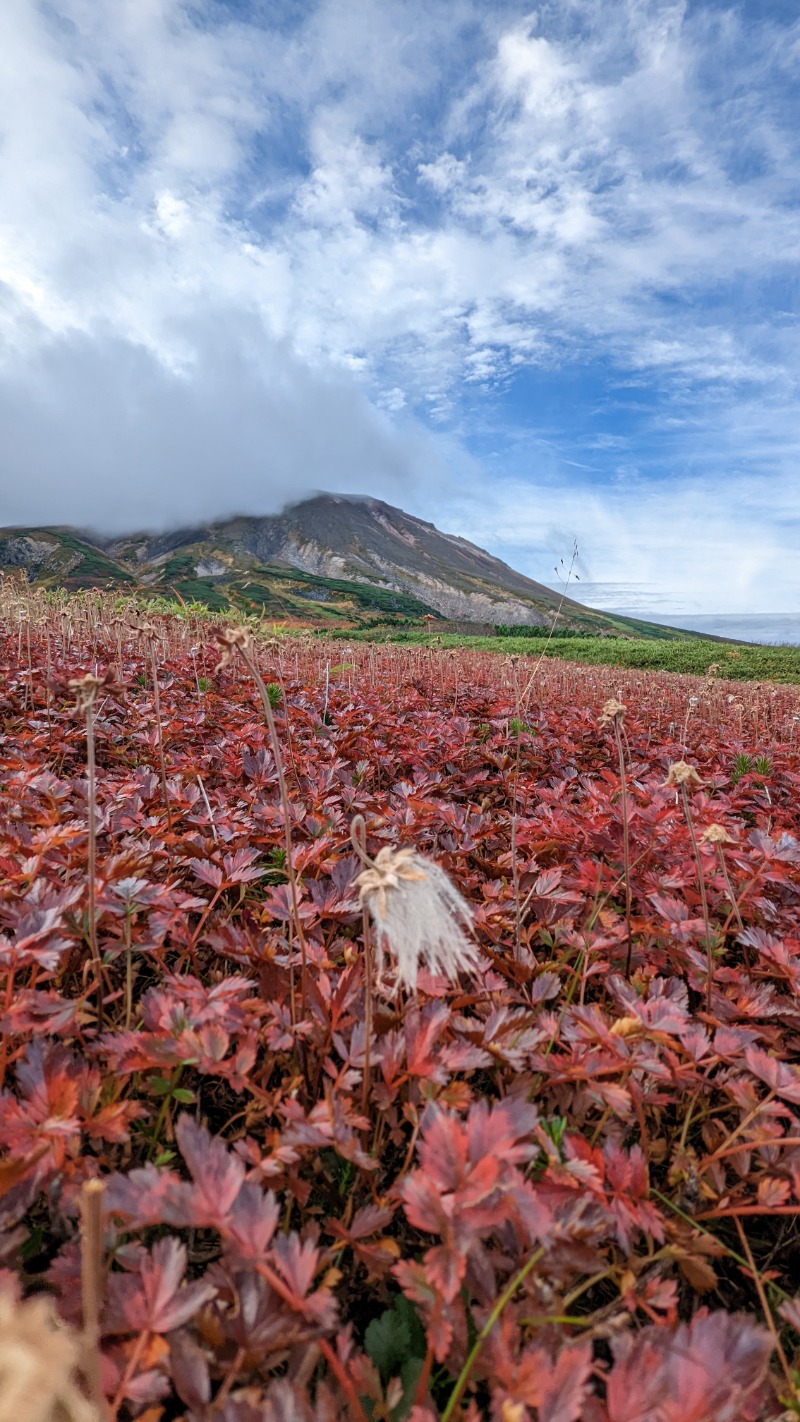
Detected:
[
  {"left": 342, "top": 629, "right": 800, "bottom": 682},
  {"left": 169, "top": 578, "right": 231, "bottom": 610}
]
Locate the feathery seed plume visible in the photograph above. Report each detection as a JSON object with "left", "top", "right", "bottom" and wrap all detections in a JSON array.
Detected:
[
  {"left": 0, "top": 1289, "right": 100, "bottom": 1422},
  {"left": 352, "top": 828, "right": 479, "bottom": 993}
]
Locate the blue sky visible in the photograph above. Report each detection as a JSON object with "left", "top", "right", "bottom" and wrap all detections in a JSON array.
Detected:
[{"left": 1, "top": 0, "right": 799, "bottom": 613}]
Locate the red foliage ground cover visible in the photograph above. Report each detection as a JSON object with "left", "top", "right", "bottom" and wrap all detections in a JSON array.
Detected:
[{"left": 2, "top": 604, "right": 800, "bottom": 1420}]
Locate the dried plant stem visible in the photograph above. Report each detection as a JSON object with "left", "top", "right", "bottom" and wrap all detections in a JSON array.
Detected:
[
  {"left": 238, "top": 644, "right": 308, "bottom": 1016},
  {"left": 716, "top": 844, "right": 743, "bottom": 932},
  {"left": 361, "top": 905, "right": 373, "bottom": 1115},
  {"left": 511, "top": 729, "right": 523, "bottom": 961},
  {"left": 734, "top": 1217, "right": 796, "bottom": 1399},
  {"left": 146, "top": 636, "right": 171, "bottom": 829},
  {"left": 518, "top": 539, "right": 579, "bottom": 713},
  {"left": 699, "top": 1089, "right": 776, "bottom": 1170},
  {"left": 80, "top": 1179, "right": 107, "bottom": 1417},
  {"left": 679, "top": 785, "right": 714, "bottom": 1011},
  {"left": 196, "top": 773, "right": 219, "bottom": 845},
  {"left": 613, "top": 720, "right": 634, "bottom": 978},
  {"left": 351, "top": 815, "right": 375, "bottom": 1113},
  {"left": 508, "top": 660, "right": 526, "bottom": 963},
  {"left": 82, "top": 701, "right": 104, "bottom": 1019},
  {"left": 123, "top": 907, "right": 134, "bottom": 1030}
]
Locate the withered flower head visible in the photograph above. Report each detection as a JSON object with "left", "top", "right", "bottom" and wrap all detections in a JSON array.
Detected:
[
  {"left": 600, "top": 698, "right": 627, "bottom": 726},
  {"left": 663, "top": 760, "right": 703, "bottom": 789},
  {"left": 214, "top": 625, "right": 253, "bottom": 671},
  {"left": 353, "top": 838, "right": 479, "bottom": 994},
  {"left": 0, "top": 1288, "right": 100, "bottom": 1422},
  {"left": 355, "top": 845, "right": 428, "bottom": 920},
  {"left": 700, "top": 823, "right": 736, "bottom": 845},
  {"left": 68, "top": 669, "right": 118, "bottom": 713},
  {"left": 129, "top": 618, "right": 158, "bottom": 639}
]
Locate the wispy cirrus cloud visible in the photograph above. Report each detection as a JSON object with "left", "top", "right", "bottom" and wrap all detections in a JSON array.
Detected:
[{"left": 0, "top": 1, "right": 798, "bottom": 607}]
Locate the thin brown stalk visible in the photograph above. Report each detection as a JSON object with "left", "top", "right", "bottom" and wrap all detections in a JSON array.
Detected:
[
  {"left": 361, "top": 904, "right": 373, "bottom": 1115},
  {"left": 510, "top": 660, "right": 524, "bottom": 962},
  {"left": 716, "top": 844, "right": 744, "bottom": 932},
  {"left": 734, "top": 1217, "right": 796, "bottom": 1400},
  {"left": 680, "top": 784, "right": 714, "bottom": 1011},
  {"left": 147, "top": 635, "right": 171, "bottom": 829},
  {"left": 350, "top": 816, "right": 374, "bottom": 1113},
  {"left": 613, "top": 719, "right": 634, "bottom": 978},
  {"left": 83, "top": 700, "right": 104, "bottom": 1021},
  {"left": 518, "top": 539, "right": 579, "bottom": 714},
  {"left": 238, "top": 644, "right": 309, "bottom": 1017},
  {"left": 80, "top": 1179, "right": 107, "bottom": 1417},
  {"left": 196, "top": 773, "right": 220, "bottom": 845}
]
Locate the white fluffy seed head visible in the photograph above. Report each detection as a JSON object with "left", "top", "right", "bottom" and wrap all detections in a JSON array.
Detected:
[{"left": 355, "top": 846, "right": 479, "bottom": 994}]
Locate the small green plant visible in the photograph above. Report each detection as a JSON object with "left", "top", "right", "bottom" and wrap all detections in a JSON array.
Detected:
[
  {"left": 365, "top": 1293, "right": 428, "bottom": 1421},
  {"left": 732, "top": 752, "right": 753, "bottom": 784},
  {"left": 197, "top": 675, "right": 211, "bottom": 693},
  {"left": 147, "top": 1067, "right": 195, "bottom": 1158},
  {"left": 267, "top": 681, "right": 282, "bottom": 708},
  {"left": 732, "top": 752, "right": 772, "bottom": 784},
  {"left": 263, "top": 845, "right": 288, "bottom": 883},
  {"left": 542, "top": 1114, "right": 568, "bottom": 1152}
]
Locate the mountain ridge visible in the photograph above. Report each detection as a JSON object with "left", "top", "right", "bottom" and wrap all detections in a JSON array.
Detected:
[{"left": 0, "top": 493, "right": 682, "bottom": 637}]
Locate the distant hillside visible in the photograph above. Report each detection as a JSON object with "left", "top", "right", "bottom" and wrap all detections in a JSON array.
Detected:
[{"left": 0, "top": 493, "right": 689, "bottom": 638}]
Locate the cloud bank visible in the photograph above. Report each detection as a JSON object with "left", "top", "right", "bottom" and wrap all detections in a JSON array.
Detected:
[{"left": 0, "top": 315, "right": 451, "bottom": 533}]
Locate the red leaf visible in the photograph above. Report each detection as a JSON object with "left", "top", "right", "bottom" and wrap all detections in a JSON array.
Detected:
[
  {"left": 105, "top": 1239, "right": 216, "bottom": 1334},
  {"left": 172, "top": 1115, "right": 245, "bottom": 1229},
  {"left": 745, "top": 1045, "right": 800, "bottom": 1104}
]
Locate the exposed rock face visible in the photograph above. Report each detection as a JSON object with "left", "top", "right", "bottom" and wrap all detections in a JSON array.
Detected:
[
  {"left": 194, "top": 558, "right": 231, "bottom": 578},
  {"left": 0, "top": 535, "right": 57, "bottom": 569},
  {"left": 0, "top": 494, "right": 610, "bottom": 630},
  {"left": 96, "top": 495, "right": 582, "bottom": 623}
]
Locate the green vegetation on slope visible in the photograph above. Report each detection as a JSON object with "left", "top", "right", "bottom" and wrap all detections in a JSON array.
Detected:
[{"left": 336, "top": 628, "right": 800, "bottom": 682}]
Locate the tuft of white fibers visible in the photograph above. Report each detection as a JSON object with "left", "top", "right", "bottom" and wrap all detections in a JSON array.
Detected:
[{"left": 354, "top": 843, "right": 480, "bottom": 994}]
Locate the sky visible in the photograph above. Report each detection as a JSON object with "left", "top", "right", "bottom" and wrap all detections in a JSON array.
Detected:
[{"left": 1, "top": 0, "right": 799, "bottom": 615}]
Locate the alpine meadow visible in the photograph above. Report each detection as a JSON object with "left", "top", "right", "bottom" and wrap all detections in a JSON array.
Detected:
[{"left": 3, "top": 1, "right": 800, "bottom": 1419}]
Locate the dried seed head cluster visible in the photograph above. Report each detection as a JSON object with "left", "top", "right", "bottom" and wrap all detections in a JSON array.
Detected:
[
  {"left": 600, "top": 698, "right": 627, "bottom": 726},
  {"left": 700, "top": 823, "right": 736, "bottom": 845},
  {"left": 129, "top": 618, "right": 157, "bottom": 639},
  {"left": 0, "top": 1290, "right": 100, "bottom": 1422},
  {"left": 354, "top": 839, "right": 480, "bottom": 993},
  {"left": 354, "top": 845, "right": 428, "bottom": 918},
  {"left": 663, "top": 760, "right": 703, "bottom": 789},
  {"left": 214, "top": 625, "right": 253, "bottom": 671},
  {"left": 68, "top": 669, "right": 117, "bottom": 713}
]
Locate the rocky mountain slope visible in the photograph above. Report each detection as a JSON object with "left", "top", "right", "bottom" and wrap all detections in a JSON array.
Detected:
[{"left": 0, "top": 493, "right": 678, "bottom": 635}]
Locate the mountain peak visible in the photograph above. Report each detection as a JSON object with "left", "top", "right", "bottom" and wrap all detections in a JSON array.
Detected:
[{"left": 1, "top": 492, "right": 615, "bottom": 631}]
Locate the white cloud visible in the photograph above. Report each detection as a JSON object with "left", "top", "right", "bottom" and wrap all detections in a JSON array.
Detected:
[
  {"left": 0, "top": 0, "right": 798, "bottom": 611},
  {"left": 0, "top": 313, "right": 458, "bottom": 533},
  {"left": 437, "top": 467, "right": 800, "bottom": 615}
]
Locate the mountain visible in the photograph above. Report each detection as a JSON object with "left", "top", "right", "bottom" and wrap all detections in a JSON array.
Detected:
[{"left": 0, "top": 493, "right": 680, "bottom": 637}]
